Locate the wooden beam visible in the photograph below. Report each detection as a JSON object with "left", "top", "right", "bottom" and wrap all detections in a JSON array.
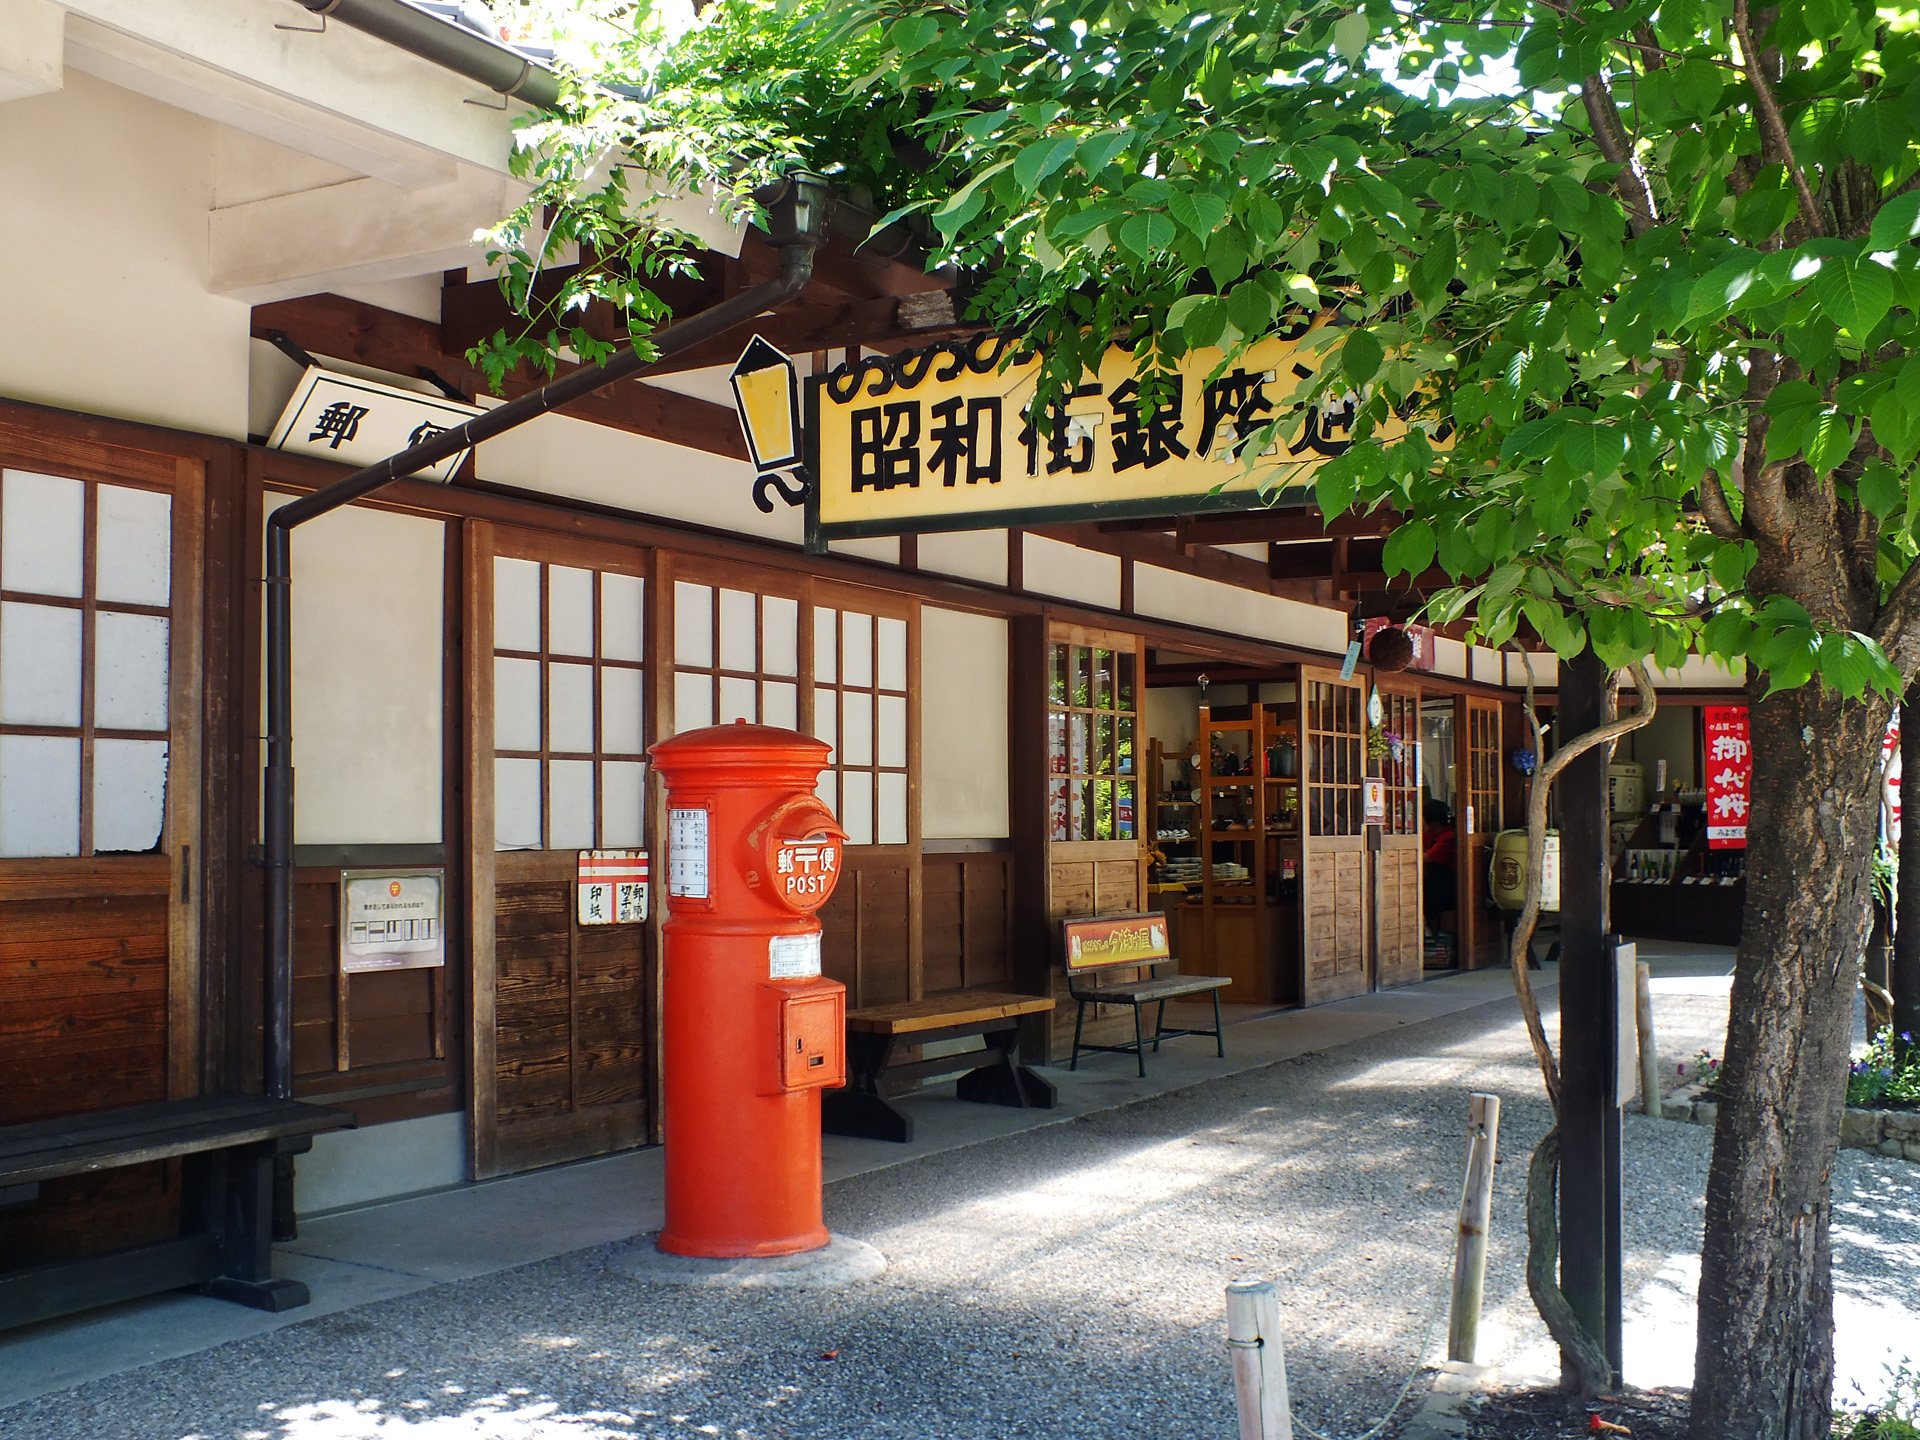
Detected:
[
  {"left": 250, "top": 294, "right": 750, "bottom": 462},
  {"left": 1102, "top": 506, "right": 1403, "bottom": 545}
]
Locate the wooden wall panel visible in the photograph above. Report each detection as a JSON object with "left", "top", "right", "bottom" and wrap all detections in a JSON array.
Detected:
[
  {"left": 819, "top": 851, "right": 912, "bottom": 1009},
  {"left": 1305, "top": 851, "right": 1369, "bottom": 1004},
  {"left": 1375, "top": 847, "right": 1423, "bottom": 990},
  {"left": 921, "top": 852, "right": 1011, "bottom": 995}
]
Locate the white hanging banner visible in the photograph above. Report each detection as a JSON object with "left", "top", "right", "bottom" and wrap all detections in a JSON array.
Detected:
[{"left": 268, "top": 366, "right": 480, "bottom": 481}]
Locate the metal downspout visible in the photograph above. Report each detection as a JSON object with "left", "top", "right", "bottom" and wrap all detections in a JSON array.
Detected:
[
  {"left": 283, "top": 0, "right": 563, "bottom": 108},
  {"left": 262, "top": 175, "right": 831, "bottom": 1232}
]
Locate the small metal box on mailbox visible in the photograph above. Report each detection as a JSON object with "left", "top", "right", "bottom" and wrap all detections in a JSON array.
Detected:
[{"left": 769, "top": 980, "right": 846, "bottom": 1091}]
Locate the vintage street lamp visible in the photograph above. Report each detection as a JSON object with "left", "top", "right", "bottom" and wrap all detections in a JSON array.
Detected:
[{"left": 731, "top": 335, "right": 808, "bottom": 514}]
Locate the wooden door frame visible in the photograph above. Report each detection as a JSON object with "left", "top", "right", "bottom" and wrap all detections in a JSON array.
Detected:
[
  {"left": 1455, "top": 693, "right": 1505, "bottom": 970},
  {"left": 1299, "top": 665, "right": 1370, "bottom": 1005},
  {"left": 1372, "top": 673, "right": 1423, "bottom": 992}
]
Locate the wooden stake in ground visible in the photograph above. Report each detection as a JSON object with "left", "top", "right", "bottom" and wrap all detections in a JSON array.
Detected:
[
  {"left": 1448, "top": 1091, "right": 1502, "bottom": 1363},
  {"left": 1226, "top": 1279, "right": 1293, "bottom": 1440},
  {"left": 1635, "top": 961, "right": 1661, "bottom": 1117}
]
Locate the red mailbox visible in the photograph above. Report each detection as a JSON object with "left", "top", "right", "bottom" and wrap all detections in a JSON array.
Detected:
[{"left": 649, "top": 721, "right": 848, "bottom": 1258}]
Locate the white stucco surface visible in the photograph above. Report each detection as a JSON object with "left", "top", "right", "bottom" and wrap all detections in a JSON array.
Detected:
[
  {"left": 919, "top": 607, "right": 1009, "bottom": 838},
  {"left": 1021, "top": 533, "right": 1123, "bottom": 611}
]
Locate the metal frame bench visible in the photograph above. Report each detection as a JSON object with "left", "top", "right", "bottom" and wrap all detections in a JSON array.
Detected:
[
  {"left": 1065, "top": 911, "right": 1230, "bottom": 1077},
  {"left": 0, "top": 1094, "right": 354, "bottom": 1331},
  {"left": 822, "top": 992, "right": 1056, "bottom": 1143}
]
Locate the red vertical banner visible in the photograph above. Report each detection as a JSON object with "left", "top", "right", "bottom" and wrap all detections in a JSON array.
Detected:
[{"left": 1703, "top": 705, "right": 1751, "bottom": 849}]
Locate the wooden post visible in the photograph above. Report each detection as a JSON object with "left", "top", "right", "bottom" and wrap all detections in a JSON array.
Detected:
[
  {"left": 1447, "top": 1092, "right": 1502, "bottom": 1364},
  {"left": 1635, "top": 961, "right": 1662, "bottom": 1116},
  {"left": 1226, "top": 1280, "right": 1294, "bottom": 1440}
]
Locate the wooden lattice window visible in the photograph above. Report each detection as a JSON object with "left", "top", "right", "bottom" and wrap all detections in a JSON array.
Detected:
[
  {"left": 493, "top": 557, "right": 647, "bottom": 851},
  {"left": 1046, "top": 640, "right": 1137, "bottom": 842},
  {"left": 813, "top": 603, "right": 910, "bottom": 846},
  {"left": 0, "top": 469, "right": 173, "bottom": 857},
  {"left": 1467, "top": 703, "right": 1501, "bottom": 836},
  {"left": 671, "top": 579, "right": 801, "bottom": 733},
  {"left": 1306, "top": 677, "right": 1364, "bottom": 837},
  {"left": 1377, "top": 689, "right": 1421, "bottom": 835}
]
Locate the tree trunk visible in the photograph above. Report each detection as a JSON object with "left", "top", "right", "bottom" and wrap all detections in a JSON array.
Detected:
[
  {"left": 1690, "top": 678, "right": 1889, "bottom": 1440},
  {"left": 1896, "top": 680, "right": 1920, "bottom": 1046}
]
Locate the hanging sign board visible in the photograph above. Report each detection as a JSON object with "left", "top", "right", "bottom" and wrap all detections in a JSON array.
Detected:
[
  {"left": 578, "top": 850, "right": 649, "bottom": 926},
  {"left": 1703, "top": 705, "right": 1752, "bottom": 849},
  {"left": 268, "top": 366, "right": 481, "bottom": 482},
  {"left": 805, "top": 327, "right": 1449, "bottom": 540},
  {"left": 1363, "top": 778, "right": 1386, "bottom": 826},
  {"left": 1362, "top": 617, "right": 1438, "bottom": 672},
  {"left": 340, "top": 869, "right": 445, "bottom": 973}
]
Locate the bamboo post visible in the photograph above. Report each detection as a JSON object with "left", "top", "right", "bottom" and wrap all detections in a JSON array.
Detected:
[
  {"left": 1635, "top": 960, "right": 1661, "bottom": 1116},
  {"left": 1226, "top": 1279, "right": 1294, "bottom": 1440},
  {"left": 1447, "top": 1092, "right": 1501, "bottom": 1364}
]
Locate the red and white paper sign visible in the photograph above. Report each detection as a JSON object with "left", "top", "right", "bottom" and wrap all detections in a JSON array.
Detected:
[
  {"left": 1703, "top": 706, "right": 1751, "bottom": 849},
  {"left": 1883, "top": 711, "right": 1902, "bottom": 846},
  {"left": 578, "top": 850, "right": 649, "bottom": 925}
]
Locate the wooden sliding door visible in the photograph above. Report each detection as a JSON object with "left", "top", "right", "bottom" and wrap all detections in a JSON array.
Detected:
[
  {"left": 1300, "top": 666, "right": 1369, "bottom": 1004},
  {"left": 1373, "top": 678, "right": 1423, "bottom": 990},
  {"left": 1458, "top": 695, "right": 1505, "bottom": 969},
  {"left": 468, "top": 523, "right": 654, "bottom": 1179}
]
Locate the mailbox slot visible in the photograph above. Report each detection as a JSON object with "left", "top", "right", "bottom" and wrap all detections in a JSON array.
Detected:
[{"left": 763, "top": 979, "right": 845, "bottom": 1091}]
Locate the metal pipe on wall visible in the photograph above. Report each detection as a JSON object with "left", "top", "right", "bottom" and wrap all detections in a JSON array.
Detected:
[
  {"left": 260, "top": 174, "right": 832, "bottom": 1225},
  {"left": 282, "top": 0, "right": 563, "bottom": 108}
]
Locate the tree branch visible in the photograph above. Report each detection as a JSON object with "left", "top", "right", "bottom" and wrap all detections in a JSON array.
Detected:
[
  {"left": 1698, "top": 468, "right": 1744, "bottom": 540},
  {"left": 1579, "top": 78, "right": 1657, "bottom": 237},
  {"left": 1732, "top": 0, "right": 1825, "bottom": 237},
  {"left": 1873, "top": 561, "right": 1920, "bottom": 684}
]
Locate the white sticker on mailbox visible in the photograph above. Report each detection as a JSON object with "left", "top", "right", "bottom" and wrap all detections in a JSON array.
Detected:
[
  {"left": 668, "top": 807, "right": 709, "bottom": 899},
  {"left": 768, "top": 932, "right": 822, "bottom": 979}
]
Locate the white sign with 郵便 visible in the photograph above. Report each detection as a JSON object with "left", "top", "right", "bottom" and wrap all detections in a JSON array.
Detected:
[{"left": 268, "top": 366, "right": 481, "bottom": 481}]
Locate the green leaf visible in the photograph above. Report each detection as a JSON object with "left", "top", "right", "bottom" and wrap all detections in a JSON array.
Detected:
[
  {"left": 1803, "top": 407, "right": 1852, "bottom": 473},
  {"left": 1814, "top": 257, "right": 1895, "bottom": 337},
  {"left": 1014, "top": 135, "right": 1080, "bottom": 192},
  {"left": 1315, "top": 456, "right": 1361, "bottom": 518},
  {"left": 1562, "top": 423, "right": 1627, "bottom": 479},
  {"left": 1333, "top": 11, "right": 1371, "bottom": 62},
  {"left": 1383, "top": 519, "right": 1437, "bottom": 576},
  {"left": 1858, "top": 459, "right": 1905, "bottom": 519},
  {"left": 1168, "top": 189, "right": 1229, "bottom": 237},
  {"left": 1077, "top": 130, "right": 1131, "bottom": 176},
  {"left": 1671, "top": 59, "right": 1724, "bottom": 117},
  {"left": 1170, "top": 295, "right": 1227, "bottom": 348},
  {"left": 1341, "top": 328, "right": 1385, "bottom": 387},
  {"left": 1224, "top": 280, "right": 1276, "bottom": 337},
  {"left": 1055, "top": 204, "right": 1121, "bottom": 239},
  {"left": 1117, "top": 211, "right": 1177, "bottom": 260},
  {"left": 1816, "top": 630, "right": 1877, "bottom": 698},
  {"left": 888, "top": 14, "right": 940, "bottom": 54},
  {"left": 1869, "top": 190, "right": 1920, "bottom": 251}
]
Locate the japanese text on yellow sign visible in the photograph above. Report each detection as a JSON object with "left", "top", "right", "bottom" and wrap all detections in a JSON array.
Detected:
[{"left": 806, "top": 328, "right": 1441, "bottom": 538}]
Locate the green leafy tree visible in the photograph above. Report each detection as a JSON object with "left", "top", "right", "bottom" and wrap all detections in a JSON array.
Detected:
[{"left": 483, "top": 0, "right": 1920, "bottom": 1432}]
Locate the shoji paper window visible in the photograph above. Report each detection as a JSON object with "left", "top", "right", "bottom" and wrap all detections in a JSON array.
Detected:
[
  {"left": 0, "top": 471, "right": 171, "bottom": 857},
  {"left": 813, "top": 606, "right": 909, "bottom": 846},
  {"left": 670, "top": 580, "right": 802, "bottom": 734}
]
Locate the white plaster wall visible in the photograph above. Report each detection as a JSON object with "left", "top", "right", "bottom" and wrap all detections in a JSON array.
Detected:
[
  {"left": 1507, "top": 651, "right": 1560, "bottom": 690},
  {"left": 0, "top": 71, "right": 250, "bottom": 437},
  {"left": 266, "top": 496, "right": 445, "bottom": 844},
  {"left": 1133, "top": 564, "right": 1349, "bottom": 655},
  {"left": 1432, "top": 637, "right": 1469, "bottom": 679},
  {"left": 474, "top": 406, "right": 805, "bottom": 545},
  {"left": 828, "top": 536, "right": 901, "bottom": 564},
  {"left": 920, "top": 608, "right": 1009, "bottom": 838},
  {"left": 919, "top": 528, "right": 1008, "bottom": 587},
  {"left": 1655, "top": 655, "right": 1744, "bottom": 687},
  {"left": 1022, "top": 534, "right": 1122, "bottom": 610},
  {"left": 1145, "top": 686, "right": 1202, "bottom": 752},
  {"left": 1470, "top": 645, "right": 1503, "bottom": 686}
]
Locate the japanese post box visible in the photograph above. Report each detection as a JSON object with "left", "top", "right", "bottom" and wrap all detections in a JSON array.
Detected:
[{"left": 649, "top": 722, "right": 848, "bottom": 1259}]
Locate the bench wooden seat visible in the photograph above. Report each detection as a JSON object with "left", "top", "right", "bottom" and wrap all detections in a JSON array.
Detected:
[
  {"left": 0, "top": 1094, "right": 354, "bottom": 1331},
  {"left": 1064, "top": 912, "right": 1230, "bottom": 1077},
  {"left": 822, "top": 991, "right": 1056, "bottom": 1143}
]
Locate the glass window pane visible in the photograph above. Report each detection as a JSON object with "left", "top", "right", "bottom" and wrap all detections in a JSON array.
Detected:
[
  {"left": 0, "top": 601, "right": 82, "bottom": 726},
  {"left": 674, "top": 670, "right": 713, "bottom": 732},
  {"left": 94, "top": 612, "right": 169, "bottom": 731},
  {"left": 494, "top": 757, "right": 541, "bottom": 849},
  {"left": 1117, "top": 716, "right": 1136, "bottom": 775},
  {"left": 1094, "top": 777, "right": 1114, "bottom": 840},
  {"left": 601, "top": 667, "right": 644, "bottom": 754},
  {"left": 1069, "top": 777, "right": 1086, "bottom": 840},
  {"left": 601, "top": 572, "right": 644, "bottom": 663},
  {"left": 877, "top": 616, "right": 907, "bottom": 691},
  {"left": 813, "top": 606, "right": 837, "bottom": 683},
  {"left": 93, "top": 738, "right": 167, "bottom": 852},
  {"left": 1049, "top": 778, "right": 1068, "bottom": 841},
  {"left": 1116, "top": 651, "right": 1134, "bottom": 712},
  {"left": 841, "top": 769, "right": 873, "bottom": 846},
  {"left": 548, "top": 565, "right": 594, "bottom": 656},
  {"left": 842, "top": 690, "right": 873, "bottom": 766},
  {"left": 762, "top": 595, "right": 799, "bottom": 677},
  {"left": 0, "top": 734, "right": 79, "bottom": 856},
  {"left": 549, "top": 759, "right": 595, "bottom": 849},
  {"left": 601, "top": 761, "right": 645, "bottom": 848},
  {"left": 1048, "top": 643, "right": 1067, "bottom": 705},
  {"left": 719, "top": 588, "right": 757, "bottom": 673},
  {"left": 1115, "top": 779, "right": 1135, "bottom": 840},
  {"left": 718, "top": 674, "right": 757, "bottom": 724},
  {"left": 95, "top": 485, "right": 171, "bottom": 606},
  {"left": 878, "top": 694, "right": 907, "bottom": 769},
  {"left": 762, "top": 680, "right": 798, "bottom": 730},
  {"left": 1070, "top": 714, "right": 1088, "bottom": 775},
  {"left": 1, "top": 470, "right": 84, "bottom": 598},
  {"left": 814, "top": 769, "right": 837, "bottom": 818},
  {"left": 1093, "top": 649, "right": 1113, "bottom": 710},
  {"left": 813, "top": 693, "right": 837, "bottom": 759},
  {"left": 493, "top": 557, "right": 541, "bottom": 652},
  {"left": 1048, "top": 712, "right": 1067, "bottom": 774},
  {"left": 548, "top": 661, "right": 594, "bottom": 753},
  {"left": 1094, "top": 714, "right": 1113, "bottom": 775},
  {"left": 674, "top": 581, "right": 713, "bottom": 667},
  {"left": 1071, "top": 647, "right": 1090, "bottom": 706},
  {"left": 842, "top": 611, "right": 872, "bottom": 688},
  {"left": 878, "top": 771, "right": 907, "bottom": 845},
  {"left": 493, "top": 656, "right": 542, "bottom": 751}
]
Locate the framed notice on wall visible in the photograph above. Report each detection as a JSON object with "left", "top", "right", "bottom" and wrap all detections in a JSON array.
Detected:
[{"left": 340, "top": 869, "right": 446, "bottom": 973}]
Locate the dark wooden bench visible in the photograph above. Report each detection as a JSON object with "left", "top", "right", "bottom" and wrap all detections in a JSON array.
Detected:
[
  {"left": 821, "top": 992, "right": 1056, "bottom": 1143},
  {"left": 1065, "top": 912, "right": 1230, "bottom": 1076},
  {"left": 0, "top": 1094, "right": 354, "bottom": 1331}
]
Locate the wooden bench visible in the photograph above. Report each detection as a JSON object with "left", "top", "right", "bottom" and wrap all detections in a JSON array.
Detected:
[
  {"left": 821, "top": 992, "right": 1056, "bottom": 1143},
  {"left": 1065, "top": 912, "right": 1230, "bottom": 1077},
  {"left": 0, "top": 1094, "right": 355, "bottom": 1331}
]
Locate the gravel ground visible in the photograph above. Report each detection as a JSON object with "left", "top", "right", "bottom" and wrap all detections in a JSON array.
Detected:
[{"left": 4, "top": 974, "right": 1913, "bottom": 1440}]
